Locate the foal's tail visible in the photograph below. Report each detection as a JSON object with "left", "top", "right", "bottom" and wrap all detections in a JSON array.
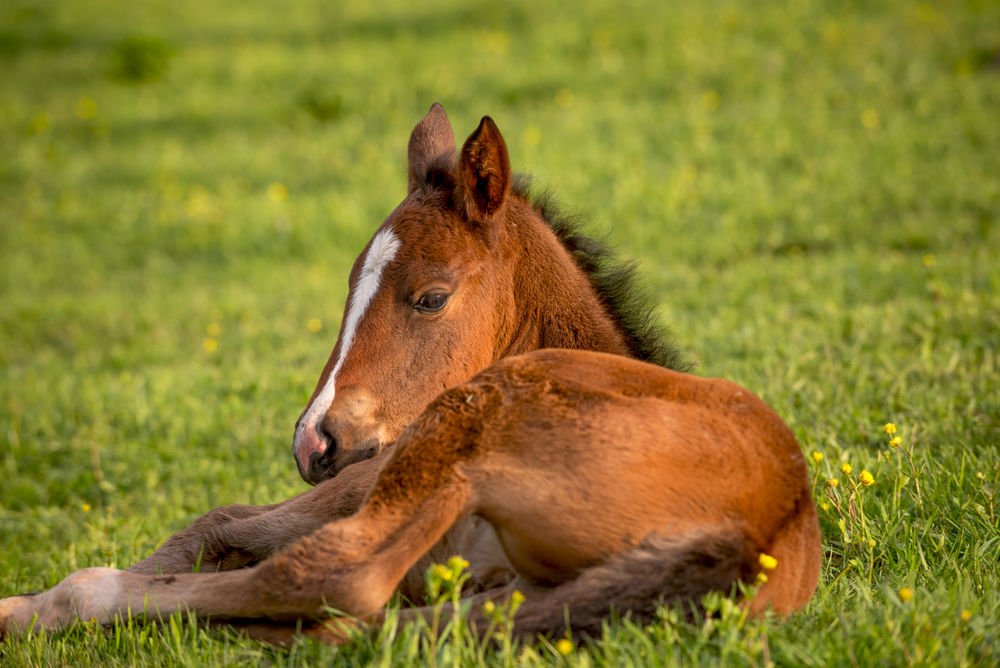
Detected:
[{"left": 503, "top": 527, "right": 756, "bottom": 639}]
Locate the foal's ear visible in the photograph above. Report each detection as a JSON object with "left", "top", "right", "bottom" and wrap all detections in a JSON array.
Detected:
[
  {"left": 458, "top": 116, "right": 511, "bottom": 223},
  {"left": 408, "top": 103, "right": 456, "bottom": 194}
]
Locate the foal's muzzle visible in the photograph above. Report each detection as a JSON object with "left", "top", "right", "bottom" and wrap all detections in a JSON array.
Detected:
[
  {"left": 293, "top": 387, "right": 384, "bottom": 484},
  {"left": 294, "top": 420, "right": 382, "bottom": 485}
]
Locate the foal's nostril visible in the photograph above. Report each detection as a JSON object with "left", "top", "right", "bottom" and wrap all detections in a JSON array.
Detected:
[
  {"left": 316, "top": 422, "right": 338, "bottom": 457},
  {"left": 308, "top": 422, "right": 338, "bottom": 477}
]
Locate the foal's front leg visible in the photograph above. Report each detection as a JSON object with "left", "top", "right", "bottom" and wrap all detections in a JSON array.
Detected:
[
  {"left": 127, "top": 503, "right": 276, "bottom": 575},
  {"left": 0, "top": 432, "right": 473, "bottom": 639},
  {"left": 128, "top": 453, "right": 386, "bottom": 575}
]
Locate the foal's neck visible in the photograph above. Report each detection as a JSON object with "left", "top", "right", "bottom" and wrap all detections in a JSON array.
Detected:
[{"left": 501, "top": 201, "right": 633, "bottom": 360}]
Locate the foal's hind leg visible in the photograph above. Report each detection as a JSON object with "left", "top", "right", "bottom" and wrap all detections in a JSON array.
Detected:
[{"left": 223, "top": 577, "right": 521, "bottom": 647}]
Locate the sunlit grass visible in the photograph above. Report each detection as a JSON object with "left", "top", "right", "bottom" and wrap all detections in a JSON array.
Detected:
[{"left": 2, "top": 0, "right": 998, "bottom": 664}]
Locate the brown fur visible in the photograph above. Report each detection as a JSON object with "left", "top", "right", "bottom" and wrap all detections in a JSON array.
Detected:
[{"left": 0, "top": 106, "right": 821, "bottom": 644}]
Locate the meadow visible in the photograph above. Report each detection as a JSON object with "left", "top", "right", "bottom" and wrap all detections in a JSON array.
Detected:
[{"left": 1, "top": 0, "right": 998, "bottom": 664}]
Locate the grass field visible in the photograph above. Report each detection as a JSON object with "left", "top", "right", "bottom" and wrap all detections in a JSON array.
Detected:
[{"left": 1, "top": 0, "right": 998, "bottom": 664}]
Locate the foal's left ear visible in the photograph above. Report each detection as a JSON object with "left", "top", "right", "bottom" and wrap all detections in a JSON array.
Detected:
[
  {"left": 458, "top": 116, "right": 511, "bottom": 223},
  {"left": 408, "top": 103, "right": 457, "bottom": 194}
]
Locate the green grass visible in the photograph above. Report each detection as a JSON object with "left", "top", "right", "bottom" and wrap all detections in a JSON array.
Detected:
[{"left": 1, "top": 0, "right": 998, "bottom": 664}]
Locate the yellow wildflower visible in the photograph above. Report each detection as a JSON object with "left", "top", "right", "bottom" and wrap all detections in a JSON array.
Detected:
[
  {"left": 841, "top": 463, "right": 853, "bottom": 475},
  {"left": 889, "top": 436, "right": 902, "bottom": 448},
  {"left": 811, "top": 451, "right": 823, "bottom": 464},
  {"left": 860, "top": 109, "right": 880, "bottom": 130},
  {"left": 523, "top": 126, "right": 542, "bottom": 147},
  {"left": 447, "top": 555, "right": 470, "bottom": 572},
  {"left": 430, "top": 564, "right": 452, "bottom": 581},
  {"left": 511, "top": 590, "right": 525, "bottom": 606},
  {"left": 859, "top": 470, "right": 875, "bottom": 487},
  {"left": 820, "top": 502, "right": 830, "bottom": 511},
  {"left": 554, "top": 88, "right": 574, "bottom": 109},
  {"left": 482, "top": 600, "right": 496, "bottom": 614},
  {"left": 267, "top": 182, "right": 289, "bottom": 203},
  {"left": 30, "top": 111, "right": 51, "bottom": 135},
  {"left": 882, "top": 423, "right": 897, "bottom": 435},
  {"left": 307, "top": 318, "right": 322, "bottom": 333},
  {"left": 81, "top": 503, "right": 92, "bottom": 513},
  {"left": 827, "top": 478, "right": 839, "bottom": 489},
  {"left": 867, "top": 539, "right": 876, "bottom": 548},
  {"left": 202, "top": 337, "right": 218, "bottom": 353},
  {"left": 756, "top": 572, "right": 768, "bottom": 584},
  {"left": 75, "top": 96, "right": 98, "bottom": 120},
  {"left": 822, "top": 22, "right": 843, "bottom": 46},
  {"left": 758, "top": 553, "right": 778, "bottom": 570},
  {"left": 899, "top": 587, "right": 914, "bottom": 602},
  {"left": 960, "top": 609, "right": 972, "bottom": 622},
  {"left": 555, "top": 638, "right": 574, "bottom": 656}
]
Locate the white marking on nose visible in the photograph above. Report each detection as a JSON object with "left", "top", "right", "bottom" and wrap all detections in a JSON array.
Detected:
[{"left": 295, "top": 227, "right": 401, "bottom": 452}]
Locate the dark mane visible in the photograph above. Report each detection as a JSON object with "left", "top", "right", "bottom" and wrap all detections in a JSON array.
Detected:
[{"left": 512, "top": 175, "right": 691, "bottom": 372}]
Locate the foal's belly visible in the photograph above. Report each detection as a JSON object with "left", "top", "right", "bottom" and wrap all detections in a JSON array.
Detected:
[
  {"left": 471, "top": 396, "right": 768, "bottom": 586},
  {"left": 489, "top": 498, "right": 713, "bottom": 587}
]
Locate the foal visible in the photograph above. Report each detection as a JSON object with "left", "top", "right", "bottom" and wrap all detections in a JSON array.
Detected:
[{"left": 0, "top": 105, "right": 821, "bottom": 643}]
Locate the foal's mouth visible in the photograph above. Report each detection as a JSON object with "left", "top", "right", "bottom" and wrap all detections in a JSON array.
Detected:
[{"left": 311, "top": 439, "right": 384, "bottom": 483}]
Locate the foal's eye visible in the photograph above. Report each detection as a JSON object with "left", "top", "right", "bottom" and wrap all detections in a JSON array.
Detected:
[{"left": 414, "top": 292, "right": 449, "bottom": 314}]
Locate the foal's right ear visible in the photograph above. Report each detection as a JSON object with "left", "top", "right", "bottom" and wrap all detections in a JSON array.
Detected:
[
  {"left": 408, "top": 103, "right": 456, "bottom": 194},
  {"left": 458, "top": 116, "right": 511, "bottom": 224}
]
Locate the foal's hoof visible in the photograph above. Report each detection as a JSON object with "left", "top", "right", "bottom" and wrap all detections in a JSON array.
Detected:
[
  {"left": 0, "top": 593, "right": 38, "bottom": 639},
  {"left": 0, "top": 567, "right": 124, "bottom": 638}
]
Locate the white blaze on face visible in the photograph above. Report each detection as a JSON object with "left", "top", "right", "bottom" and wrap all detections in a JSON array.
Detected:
[{"left": 295, "top": 227, "right": 401, "bottom": 451}]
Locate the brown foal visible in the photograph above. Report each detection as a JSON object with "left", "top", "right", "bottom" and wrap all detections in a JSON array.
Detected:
[{"left": 0, "top": 105, "right": 820, "bottom": 644}]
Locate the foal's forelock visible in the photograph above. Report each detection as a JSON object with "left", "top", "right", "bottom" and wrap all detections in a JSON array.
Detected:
[{"left": 294, "top": 227, "right": 401, "bottom": 450}]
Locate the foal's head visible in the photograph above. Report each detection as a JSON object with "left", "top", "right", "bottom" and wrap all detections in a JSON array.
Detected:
[{"left": 293, "top": 104, "right": 680, "bottom": 484}]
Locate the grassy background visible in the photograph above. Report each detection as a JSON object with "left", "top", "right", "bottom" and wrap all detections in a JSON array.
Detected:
[{"left": 1, "top": 0, "right": 998, "bottom": 664}]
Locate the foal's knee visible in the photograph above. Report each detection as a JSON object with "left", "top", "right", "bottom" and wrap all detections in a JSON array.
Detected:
[
  {"left": 255, "top": 546, "right": 400, "bottom": 621},
  {"left": 325, "top": 566, "right": 400, "bottom": 619}
]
